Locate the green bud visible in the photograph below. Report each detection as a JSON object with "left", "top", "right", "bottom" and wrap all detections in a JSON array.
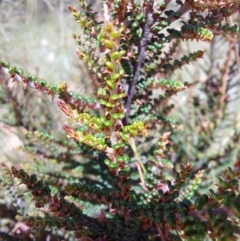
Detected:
[
  {"left": 106, "top": 80, "right": 115, "bottom": 89},
  {"left": 136, "top": 13, "right": 144, "bottom": 22},
  {"left": 119, "top": 132, "right": 129, "bottom": 142},
  {"left": 110, "top": 93, "right": 126, "bottom": 101},
  {"left": 15, "top": 68, "right": 24, "bottom": 75},
  {"left": 124, "top": 126, "right": 136, "bottom": 135},
  {"left": 201, "top": 194, "right": 209, "bottom": 204},
  {"left": 99, "top": 99, "right": 113, "bottom": 108},
  {"left": 77, "top": 113, "right": 91, "bottom": 124},
  {"left": 111, "top": 113, "right": 125, "bottom": 119},
  {"left": 119, "top": 68, "right": 125, "bottom": 75},
  {"left": 72, "top": 11, "right": 80, "bottom": 18},
  {"left": 195, "top": 197, "right": 205, "bottom": 210},
  {"left": 50, "top": 84, "right": 57, "bottom": 92},
  {"left": 182, "top": 199, "right": 192, "bottom": 207},
  {"left": 78, "top": 17, "right": 86, "bottom": 25},
  {"left": 104, "top": 159, "right": 118, "bottom": 169},
  {"left": 111, "top": 73, "right": 121, "bottom": 82},
  {"left": 111, "top": 113, "right": 119, "bottom": 119},
  {"left": 88, "top": 117, "right": 101, "bottom": 130},
  {"left": 0, "top": 61, "right": 10, "bottom": 68},
  {"left": 116, "top": 154, "right": 129, "bottom": 163},
  {"left": 121, "top": 166, "right": 131, "bottom": 172},
  {"left": 96, "top": 144, "right": 107, "bottom": 151},
  {"left": 97, "top": 88, "right": 107, "bottom": 97},
  {"left": 104, "top": 120, "right": 113, "bottom": 127},
  {"left": 105, "top": 61, "right": 114, "bottom": 72},
  {"left": 8, "top": 67, "right": 17, "bottom": 75},
  {"left": 110, "top": 31, "right": 121, "bottom": 40},
  {"left": 109, "top": 52, "right": 120, "bottom": 61},
  {"left": 26, "top": 74, "right": 36, "bottom": 82},
  {"left": 160, "top": 20, "right": 169, "bottom": 27},
  {"left": 38, "top": 79, "right": 47, "bottom": 87},
  {"left": 133, "top": 121, "right": 144, "bottom": 130},
  {"left": 132, "top": 21, "right": 139, "bottom": 28},
  {"left": 112, "top": 143, "right": 125, "bottom": 149},
  {"left": 154, "top": 43, "right": 163, "bottom": 49},
  {"left": 29, "top": 174, "right": 37, "bottom": 184},
  {"left": 103, "top": 39, "right": 114, "bottom": 50},
  {"left": 153, "top": 26, "right": 163, "bottom": 31},
  {"left": 86, "top": 20, "right": 93, "bottom": 28}
]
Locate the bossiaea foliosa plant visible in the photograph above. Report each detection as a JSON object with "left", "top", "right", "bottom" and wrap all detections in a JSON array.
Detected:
[{"left": 1, "top": 0, "right": 240, "bottom": 240}]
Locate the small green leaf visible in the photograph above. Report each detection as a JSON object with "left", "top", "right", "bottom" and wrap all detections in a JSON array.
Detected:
[
  {"left": 8, "top": 67, "right": 17, "bottom": 75},
  {"left": 97, "top": 88, "right": 107, "bottom": 98},
  {"left": 106, "top": 80, "right": 115, "bottom": 89},
  {"left": 99, "top": 99, "right": 113, "bottom": 108},
  {"left": 0, "top": 61, "right": 10, "bottom": 68},
  {"left": 119, "top": 132, "right": 129, "bottom": 142},
  {"left": 15, "top": 68, "right": 24, "bottom": 75},
  {"left": 105, "top": 61, "right": 114, "bottom": 72}
]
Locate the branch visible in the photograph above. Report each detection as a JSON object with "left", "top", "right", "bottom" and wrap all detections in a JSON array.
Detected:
[{"left": 124, "top": 0, "right": 155, "bottom": 124}]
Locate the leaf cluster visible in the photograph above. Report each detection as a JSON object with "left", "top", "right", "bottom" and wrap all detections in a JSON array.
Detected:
[{"left": 0, "top": 0, "right": 240, "bottom": 240}]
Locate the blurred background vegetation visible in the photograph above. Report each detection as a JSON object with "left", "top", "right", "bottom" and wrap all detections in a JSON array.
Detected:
[
  {"left": 1, "top": 0, "right": 81, "bottom": 83},
  {"left": 0, "top": 0, "right": 240, "bottom": 240},
  {"left": 0, "top": 0, "right": 102, "bottom": 161},
  {"left": 0, "top": 1, "right": 99, "bottom": 239}
]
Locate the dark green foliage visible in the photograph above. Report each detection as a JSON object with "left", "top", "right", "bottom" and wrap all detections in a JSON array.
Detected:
[{"left": 1, "top": 0, "right": 240, "bottom": 240}]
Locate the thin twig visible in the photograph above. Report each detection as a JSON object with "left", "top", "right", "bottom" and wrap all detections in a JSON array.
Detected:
[
  {"left": 156, "top": 223, "right": 166, "bottom": 241},
  {"left": 129, "top": 137, "right": 146, "bottom": 186}
]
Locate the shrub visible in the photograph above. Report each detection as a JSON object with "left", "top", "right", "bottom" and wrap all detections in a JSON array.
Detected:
[{"left": 1, "top": 0, "right": 240, "bottom": 240}]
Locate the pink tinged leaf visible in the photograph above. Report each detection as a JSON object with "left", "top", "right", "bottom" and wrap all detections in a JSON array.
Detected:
[{"left": 57, "top": 99, "right": 74, "bottom": 117}]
